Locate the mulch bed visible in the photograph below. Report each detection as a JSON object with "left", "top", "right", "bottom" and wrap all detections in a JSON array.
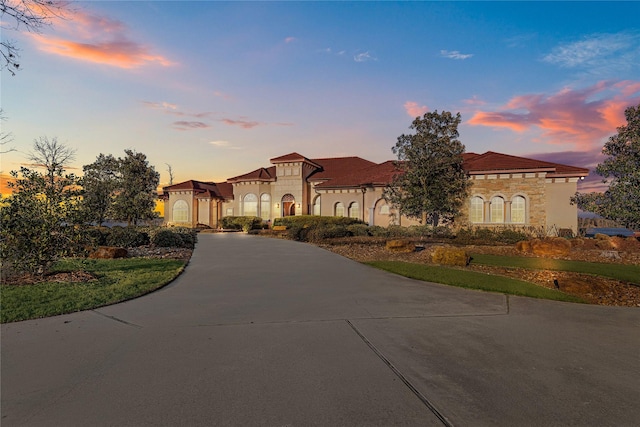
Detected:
[{"left": 317, "top": 240, "right": 640, "bottom": 307}]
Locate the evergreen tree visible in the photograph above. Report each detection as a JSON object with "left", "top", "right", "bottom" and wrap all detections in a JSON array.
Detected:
[
  {"left": 572, "top": 104, "right": 640, "bottom": 229},
  {"left": 384, "top": 111, "right": 470, "bottom": 226}
]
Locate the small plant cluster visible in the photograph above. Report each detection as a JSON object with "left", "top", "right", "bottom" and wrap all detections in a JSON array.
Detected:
[
  {"left": 220, "top": 216, "right": 264, "bottom": 232},
  {"left": 87, "top": 226, "right": 197, "bottom": 249},
  {"left": 454, "top": 226, "right": 533, "bottom": 245},
  {"left": 271, "top": 216, "right": 365, "bottom": 241}
]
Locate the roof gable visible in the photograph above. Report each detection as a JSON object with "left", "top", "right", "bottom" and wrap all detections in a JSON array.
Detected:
[
  {"left": 228, "top": 166, "right": 276, "bottom": 183},
  {"left": 163, "top": 180, "right": 233, "bottom": 200}
]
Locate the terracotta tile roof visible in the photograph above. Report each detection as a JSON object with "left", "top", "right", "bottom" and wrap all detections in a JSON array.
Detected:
[
  {"left": 163, "top": 180, "right": 233, "bottom": 200},
  {"left": 228, "top": 166, "right": 277, "bottom": 182},
  {"left": 308, "top": 157, "right": 377, "bottom": 181},
  {"left": 464, "top": 151, "right": 589, "bottom": 177},
  {"left": 314, "top": 161, "right": 401, "bottom": 189}
]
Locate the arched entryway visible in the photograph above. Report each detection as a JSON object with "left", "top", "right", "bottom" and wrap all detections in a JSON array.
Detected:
[{"left": 281, "top": 194, "right": 295, "bottom": 217}]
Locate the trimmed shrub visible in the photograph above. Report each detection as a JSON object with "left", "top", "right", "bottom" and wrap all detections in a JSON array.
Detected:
[
  {"left": 106, "top": 226, "right": 150, "bottom": 248},
  {"left": 305, "top": 224, "right": 352, "bottom": 241},
  {"left": 221, "top": 216, "right": 262, "bottom": 231},
  {"left": 273, "top": 215, "right": 364, "bottom": 229},
  {"left": 346, "top": 224, "right": 370, "bottom": 237},
  {"left": 152, "top": 229, "right": 184, "bottom": 248},
  {"left": 151, "top": 227, "right": 197, "bottom": 248}
]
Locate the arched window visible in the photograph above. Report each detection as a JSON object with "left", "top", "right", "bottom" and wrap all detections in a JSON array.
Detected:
[
  {"left": 243, "top": 193, "right": 258, "bottom": 217},
  {"left": 470, "top": 197, "right": 484, "bottom": 223},
  {"left": 379, "top": 204, "right": 390, "bottom": 215},
  {"left": 335, "top": 202, "right": 345, "bottom": 217},
  {"left": 173, "top": 200, "right": 189, "bottom": 223},
  {"left": 260, "top": 194, "right": 270, "bottom": 220},
  {"left": 348, "top": 202, "right": 360, "bottom": 219},
  {"left": 490, "top": 196, "right": 504, "bottom": 223},
  {"left": 511, "top": 196, "right": 526, "bottom": 223},
  {"left": 313, "top": 196, "right": 321, "bottom": 216}
]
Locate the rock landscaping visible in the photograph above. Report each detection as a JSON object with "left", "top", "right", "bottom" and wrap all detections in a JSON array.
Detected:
[{"left": 316, "top": 236, "right": 640, "bottom": 307}]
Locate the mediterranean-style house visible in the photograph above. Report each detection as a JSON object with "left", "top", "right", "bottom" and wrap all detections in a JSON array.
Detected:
[{"left": 161, "top": 151, "right": 589, "bottom": 234}]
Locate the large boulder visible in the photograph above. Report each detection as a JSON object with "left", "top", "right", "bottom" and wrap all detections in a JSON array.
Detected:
[
  {"left": 89, "top": 246, "right": 128, "bottom": 259},
  {"left": 519, "top": 238, "right": 572, "bottom": 257},
  {"left": 431, "top": 246, "right": 471, "bottom": 266},
  {"left": 385, "top": 239, "right": 413, "bottom": 253}
]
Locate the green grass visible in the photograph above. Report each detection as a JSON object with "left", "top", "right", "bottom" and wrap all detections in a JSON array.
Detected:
[
  {"left": 1, "top": 258, "right": 186, "bottom": 323},
  {"left": 471, "top": 253, "right": 640, "bottom": 284},
  {"left": 365, "top": 261, "right": 585, "bottom": 303}
]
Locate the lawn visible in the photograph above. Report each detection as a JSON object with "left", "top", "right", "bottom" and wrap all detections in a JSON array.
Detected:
[
  {"left": 365, "top": 261, "right": 585, "bottom": 303},
  {"left": 470, "top": 253, "right": 640, "bottom": 284},
  {"left": 1, "top": 258, "right": 186, "bottom": 323}
]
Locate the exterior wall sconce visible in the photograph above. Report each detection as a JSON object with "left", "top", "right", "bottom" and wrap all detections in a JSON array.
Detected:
[
  {"left": 296, "top": 203, "right": 301, "bottom": 208},
  {"left": 275, "top": 203, "right": 280, "bottom": 208}
]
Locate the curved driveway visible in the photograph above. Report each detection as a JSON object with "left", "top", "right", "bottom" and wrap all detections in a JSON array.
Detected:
[{"left": 2, "top": 233, "right": 639, "bottom": 426}]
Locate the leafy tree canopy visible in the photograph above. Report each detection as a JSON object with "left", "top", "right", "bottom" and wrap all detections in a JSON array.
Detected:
[
  {"left": 0, "top": 138, "right": 83, "bottom": 275},
  {"left": 572, "top": 103, "right": 640, "bottom": 229},
  {"left": 111, "top": 150, "right": 160, "bottom": 226},
  {"left": 384, "top": 110, "right": 470, "bottom": 226}
]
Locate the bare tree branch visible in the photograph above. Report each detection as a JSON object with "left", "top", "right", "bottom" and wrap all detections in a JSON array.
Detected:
[
  {"left": 1, "top": 0, "right": 72, "bottom": 74},
  {"left": 0, "top": 108, "right": 16, "bottom": 153}
]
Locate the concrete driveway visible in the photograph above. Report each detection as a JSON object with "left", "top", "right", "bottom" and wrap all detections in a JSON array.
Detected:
[{"left": 2, "top": 233, "right": 639, "bottom": 426}]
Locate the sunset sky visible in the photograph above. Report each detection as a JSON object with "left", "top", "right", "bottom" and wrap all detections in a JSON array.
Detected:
[{"left": 2, "top": 1, "right": 639, "bottom": 195}]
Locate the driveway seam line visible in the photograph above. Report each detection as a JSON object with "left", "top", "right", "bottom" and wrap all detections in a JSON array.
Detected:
[
  {"left": 91, "top": 310, "right": 143, "bottom": 328},
  {"left": 345, "top": 319, "right": 453, "bottom": 427}
]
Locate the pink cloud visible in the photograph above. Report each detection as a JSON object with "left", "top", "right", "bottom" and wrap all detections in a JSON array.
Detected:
[
  {"left": 404, "top": 101, "right": 428, "bottom": 118},
  {"left": 173, "top": 121, "right": 210, "bottom": 131},
  {"left": 468, "top": 81, "right": 640, "bottom": 150},
  {"left": 29, "top": 9, "right": 174, "bottom": 69},
  {"left": 221, "top": 118, "right": 261, "bottom": 129},
  {"left": 285, "top": 37, "right": 296, "bottom": 44}
]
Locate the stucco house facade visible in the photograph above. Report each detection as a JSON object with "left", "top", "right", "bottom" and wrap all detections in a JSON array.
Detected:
[{"left": 162, "top": 151, "right": 589, "bottom": 234}]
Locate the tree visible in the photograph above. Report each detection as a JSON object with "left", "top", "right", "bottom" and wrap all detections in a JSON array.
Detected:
[
  {"left": 165, "top": 163, "right": 174, "bottom": 185},
  {"left": 111, "top": 150, "right": 160, "bottom": 225},
  {"left": 572, "top": 104, "right": 640, "bottom": 229},
  {"left": 1, "top": 0, "right": 70, "bottom": 75},
  {"left": 81, "top": 153, "right": 119, "bottom": 225},
  {"left": 384, "top": 110, "right": 470, "bottom": 226},
  {"left": 28, "top": 136, "right": 75, "bottom": 185},
  {"left": 0, "top": 139, "right": 82, "bottom": 276},
  {"left": 1, "top": 108, "right": 15, "bottom": 154}
]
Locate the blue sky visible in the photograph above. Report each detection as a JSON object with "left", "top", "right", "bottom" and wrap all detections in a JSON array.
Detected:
[{"left": 2, "top": 1, "right": 639, "bottom": 192}]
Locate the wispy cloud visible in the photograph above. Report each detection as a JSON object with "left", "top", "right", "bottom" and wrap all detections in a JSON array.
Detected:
[
  {"left": 440, "top": 50, "right": 473, "bottom": 60},
  {"left": 404, "top": 101, "right": 428, "bottom": 118},
  {"left": 543, "top": 31, "right": 640, "bottom": 75},
  {"left": 284, "top": 37, "right": 296, "bottom": 44},
  {"left": 144, "top": 100, "right": 273, "bottom": 130},
  {"left": 463, "top": 96, "right": 487, "bottom": 106},
  {"left": 468, "top": 80, "right": 640, "bottom": 150},
  {"left": 208, "top": 140, "right": 241, "bottom": 150},
  {"left": 29, "top": 8, "right": 174, "bottom": 69},
  {"left": 173, "top": 121, "right": 210, "bottom": 131},
  {"left": 354, "top": 51, "right": 377, "bottom": 62},
  {"left": 142, "top": 101, "right": 178, "bottom": 111},
  {"left": 220, "top": 118, "right": 261, "bottom": 129}
]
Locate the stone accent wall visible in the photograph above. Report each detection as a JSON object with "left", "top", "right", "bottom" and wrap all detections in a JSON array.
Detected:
[{"left": 463, "top": 173, "right": 547, "bottom": 227}]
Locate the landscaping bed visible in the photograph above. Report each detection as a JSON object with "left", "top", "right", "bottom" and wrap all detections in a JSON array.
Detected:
[{"left": 317, "top": 238, "right": 640, "bottom": 307}]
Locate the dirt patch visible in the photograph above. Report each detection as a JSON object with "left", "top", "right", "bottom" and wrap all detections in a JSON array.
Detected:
[
  {"left": 317, "top": 240, "right": 640, "bottom": 307},
  {"left": 3, "top": 270, "right": 98, "bottom": 286}
]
